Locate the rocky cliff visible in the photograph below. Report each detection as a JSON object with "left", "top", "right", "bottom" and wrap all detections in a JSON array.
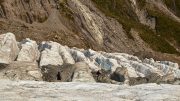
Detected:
[{"left": 1, "top": 0, "right": 180, "bottom": 56}]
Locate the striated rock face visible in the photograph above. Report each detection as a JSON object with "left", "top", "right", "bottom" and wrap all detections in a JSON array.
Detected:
[
  {"left": 0, "top": 0, "right": 154, "bottom": 55},
  {"left": 130, "top": 0, "right": 157, "bottom": 30},
  {"left": 146, "top": 0, "right": 180, "bottom": 23},
  {"left": 0, "top": 0, "right": 52, "bottom": 24},
  {"left": 0, "top": 33, "right": 19, "bottom": 63},
  {"left": 67, "top": 0, "right": 152, "bottom": 54},
  {"left": 68, "top": 0, "right": 104, "bottom": 45},
  {"left": 0, "top": 80, "right": 180, "bottom": 100}
]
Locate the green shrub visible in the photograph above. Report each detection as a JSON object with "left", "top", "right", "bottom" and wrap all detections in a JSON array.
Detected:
[
  {"left": 24, "top": 0, "right": 29, "bottom": 3},
  {"left": 0, "top": 0, "right": 4, "bottom": 5},
  {"left": 33, "top": 15, "right": 36, "bottom": 20},
  {"left": 91, "top": 0, "right": 137, "bottom": 40},
  {"left": 164, "top": 0, "right": 180, "bottom": 17},
  {"left": 137, "top": 0, "right": 146, "bottom": 9},
  {"left": 60, "top": 2, "right": 74, "bottom": 21}
]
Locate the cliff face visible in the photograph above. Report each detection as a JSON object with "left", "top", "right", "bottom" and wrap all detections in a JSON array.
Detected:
[
  {"left": 0, "top": 0, "right": 52, "bottom": 23},
  {"left": 0, "top": 0, "right": 180, "bottom": 56}
]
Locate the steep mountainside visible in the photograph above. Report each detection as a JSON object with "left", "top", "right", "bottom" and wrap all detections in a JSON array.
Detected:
[{"left": 0, "top": 0, "right": 180, "bottom": 57}]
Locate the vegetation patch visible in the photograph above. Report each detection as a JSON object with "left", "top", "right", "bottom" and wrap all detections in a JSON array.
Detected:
[
  {"left": 24, "top": 0, "right": 30, "bottom": 3},
  {"left": 26, "top": 12, "right": 29, "bottom": 17},
  {"left": 164, "top": 0, "right": 180, "bottom": 17},
  {"left": 91, "top": 0, "right": 138, "bottom": 40},
  {"left": 0, "top": 0, "right": 4, "bottom": 5},
  {"left": 91, "top": 0, "right": 179, "bottom": 55},
  {"left": 33, "top": 15, "right": 36, "bottom": 21},
  {"left": 59, "top": 2, "right": 74, "bottom": 22},
  {"left": 137, "top": 0, "right": 146, "bottom": 9}
]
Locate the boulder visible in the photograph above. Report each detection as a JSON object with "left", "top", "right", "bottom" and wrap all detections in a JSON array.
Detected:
[
  {"left": 0, "top": 33, "right": 19, "bottom": 63},
  {"left": 17, "top": 38, "right": 40, "bottom": 62}
]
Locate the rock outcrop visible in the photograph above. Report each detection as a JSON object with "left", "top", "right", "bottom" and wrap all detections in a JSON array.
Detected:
[
  {"left": 67, "top": 0, "right": 152, "bottom": 54},
  {"left": 130, "top": 0, "right": 156, "bottom": 30},
  {"left": 0, "top": 0, "right": 52, "bottom": 24}
]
